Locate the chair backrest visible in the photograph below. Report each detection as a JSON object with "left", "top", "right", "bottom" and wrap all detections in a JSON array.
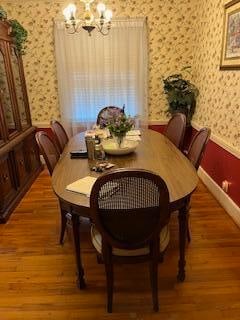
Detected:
[
  {"left": 50, "top": 120, "right": 69, "bottom": 153},
  {"left": 187, "top": 127, "right": 211, "bottom": 170},
  {"left": 90, "top": 168, "right": 170, "bottom": 251},
  {"left": 35, "top": 131, "right": 60, "bottom": 176},
  {"left": 164, "top": 113, "right": 186, "bottom": 149},
  {"left": 96, "top": 106, "right": 125, "bottom": 128}
]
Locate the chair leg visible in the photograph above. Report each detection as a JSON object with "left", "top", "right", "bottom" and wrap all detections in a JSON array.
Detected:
[
  {"left": 72, "top": 213, "right": 86, "bottom": 289},
  {"left": 186, "top": 202, "right": 191, "bottom": 243},
  {"left": 158, "top": 252, "right": 164, "bottom": 263},
  {"left": 149, "top": 258, "right": 159, "bottom": 312},
  {"left": 187, "top": 219, "right": 191, "bottom": 243},
  {"left": 59, "top": 208, "right": 67, "bottom": 245},
  {"left": 97, "top": 254, "right": 103, "bottom": 264},
  {"left": 104, "top": 261, "right": 114, "bottom": 313}
]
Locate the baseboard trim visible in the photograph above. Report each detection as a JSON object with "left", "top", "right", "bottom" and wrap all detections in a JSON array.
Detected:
[{"left": 198, "top": 167, "right": 240, "bottom": 227}]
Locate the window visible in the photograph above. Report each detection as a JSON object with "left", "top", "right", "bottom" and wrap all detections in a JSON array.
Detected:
[{"left": 55, "top": 18, "right": 148, "bottom": 132}]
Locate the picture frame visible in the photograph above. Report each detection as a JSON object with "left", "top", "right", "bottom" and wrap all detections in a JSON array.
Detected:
[{"left": 220, "top": 0, "right": 240, "bottom": 70}]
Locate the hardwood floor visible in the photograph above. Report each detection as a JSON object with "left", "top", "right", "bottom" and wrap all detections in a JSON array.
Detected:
[{"left": 0, "top": 169, "right": 240, "bottom": 319}]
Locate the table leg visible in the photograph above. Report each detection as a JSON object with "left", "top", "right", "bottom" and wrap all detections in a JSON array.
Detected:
[
  {"left": 59, "top": 206, "right": 67, "bottom": 245},
  {"left": 177, "top": 203, "right": 188, "bottom": 282},
  {"left": 71, "top": 212, "right": 86, "bottom": 289}
]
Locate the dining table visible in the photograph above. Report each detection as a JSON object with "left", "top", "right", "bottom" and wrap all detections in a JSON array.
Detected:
[{"left": 52, "top": 129, "right": 198, "bottom": 289}]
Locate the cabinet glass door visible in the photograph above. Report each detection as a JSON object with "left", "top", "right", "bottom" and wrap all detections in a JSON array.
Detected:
[
  {"left": 10, "top": 47, "right": 30, "bottom": 129},
  {"left": 0, "top": 49, "right": 17, "bottom": 136}
]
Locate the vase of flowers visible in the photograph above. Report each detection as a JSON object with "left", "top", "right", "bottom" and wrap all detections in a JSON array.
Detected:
[{"left": 106, "top": 113, "right": 135, "bottom": 148}]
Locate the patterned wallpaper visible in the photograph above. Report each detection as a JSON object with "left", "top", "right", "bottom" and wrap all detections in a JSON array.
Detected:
[
  {"left": 192, "top": 0, "right": 240, "bottom": 151},
  {"left": 1, "top": 0, "right": 197, "bottom": 123},
  {"left": 2, "top": 0, "right": 239, "bottom": 151}
]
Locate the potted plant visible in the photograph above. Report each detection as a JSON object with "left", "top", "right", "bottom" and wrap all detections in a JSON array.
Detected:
[
  {"left": 163, "top": 66, "right": 199, "bottom": 125},
  {"left": 9, "top": 19, "right": 28, "bottom": 54},
  {"left": 0, "top": 6, "right": 28, "bottom": 54},
  {"left": 0, "top": 6, "right": 7, "bottom": 20}
]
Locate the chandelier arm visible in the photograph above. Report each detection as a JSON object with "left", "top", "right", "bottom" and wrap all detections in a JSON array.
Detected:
[
  {"left": 65, "top": 19, "right": 85, "bottom": 34},
  {"left": 95, "top": 21, "right": 111, "bottom": 36}
]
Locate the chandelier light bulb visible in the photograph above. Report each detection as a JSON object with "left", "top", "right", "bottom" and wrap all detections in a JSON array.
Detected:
[
  {"left": 63, "top": 3, "right": 77, "bottom": 20},
  {"left": 63, "top": 7, "right": 71, "bottom": 20},
  {"left": 104, "top": 9, "right": 112, "bottom": 22},
  {"left": 97, "top": 3, "right": 106, "bottom": 15}
]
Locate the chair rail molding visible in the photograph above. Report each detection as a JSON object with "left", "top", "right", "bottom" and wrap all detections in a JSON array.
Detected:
[
  {"left": 191, "top": 121, "right": 240, "bottom": 160},
  {"left": 148, "top": 120, "right": 168, "bottom": 126},
  {"left": 149, "top": 120, "right": 240, "bottom": 160},
  {"left": 32, "top": 122, "right": 51, "bottom": 129}
]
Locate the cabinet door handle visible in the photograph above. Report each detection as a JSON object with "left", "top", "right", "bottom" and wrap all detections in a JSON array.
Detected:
[{"left": 19, "top": 159, "right": 24, "bottom": 166}]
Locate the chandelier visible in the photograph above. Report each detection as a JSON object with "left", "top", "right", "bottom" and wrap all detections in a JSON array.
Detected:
[{"left": 63, "top": 0, "right": 113, "bottom": 36}]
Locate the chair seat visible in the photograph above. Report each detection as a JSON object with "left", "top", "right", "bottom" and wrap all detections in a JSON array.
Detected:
[{"left": 91, "top": 224, "right": 170, "bottom": 257}]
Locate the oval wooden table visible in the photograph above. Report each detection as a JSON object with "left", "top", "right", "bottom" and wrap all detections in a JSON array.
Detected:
[{"left": 52, "top": 129, "right": 198, "bottom": 288}]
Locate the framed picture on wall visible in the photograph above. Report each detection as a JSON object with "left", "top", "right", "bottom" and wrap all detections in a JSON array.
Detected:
[{"left": 220, "top": 0, "right": 240, "bottom": 70}]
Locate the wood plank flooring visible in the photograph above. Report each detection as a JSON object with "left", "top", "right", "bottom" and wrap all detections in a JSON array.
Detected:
[{"left": 0, "top": 169, "right": 240, "bottom": 319}]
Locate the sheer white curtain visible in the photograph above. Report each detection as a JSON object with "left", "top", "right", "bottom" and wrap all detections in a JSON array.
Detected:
[{"left": 54, "top": 18, "right": 148, "bottom": 136}]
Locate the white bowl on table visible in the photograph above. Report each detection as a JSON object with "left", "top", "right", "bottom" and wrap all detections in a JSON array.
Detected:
[{"left": 101, "top": 138, "right": 139, "bottom": 155}]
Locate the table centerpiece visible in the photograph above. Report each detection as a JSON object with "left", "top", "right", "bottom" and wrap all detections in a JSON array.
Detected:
[{"left": 105, "top": 112, "right": 135, "bottom": 148}]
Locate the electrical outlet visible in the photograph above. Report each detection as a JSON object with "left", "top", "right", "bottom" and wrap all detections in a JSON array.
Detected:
[{"left": 222, "top": 180, "right": 229, "bottom": 193}]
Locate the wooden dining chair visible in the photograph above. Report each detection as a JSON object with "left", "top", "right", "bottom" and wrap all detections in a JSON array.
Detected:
[
  {"left": 35, "top": 131, "right": 67, "bottom": 244},
  {"left": 50, "top": 120, "right": 69, "bottom": 153},
  {"left": 96, "top": 106, "right": 125, "bottom": 128},
  {"left": 90, "top": 168, "right": 170, "bottom": 312},
  {"left": 186, "top": 127, "right": 211, "bottom": 170},
  {"left": 164, "top": 113, "right": 186, "bottom": 150},
  {"left": 185, "top": 127, "right": 211, "bottom": 241}
]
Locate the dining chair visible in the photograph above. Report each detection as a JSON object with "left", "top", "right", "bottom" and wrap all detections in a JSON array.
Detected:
[
  {"left": 35, "top": 131, "right": 67, "bottom": 244},
  {"left": 96, "top": 106, "right": 125, "bottom": 128},
  {"left": 185, "top": 127, "right": 211, "bottom": 241},
  {"left": 50, "top": 120, "right": 69, "bottom": 153},
  {"left": 187, "top": 127, "right": 211, "bottom": 170},
  {"left": 90, "top": 168, "right": 170, "bottom": 312},
  {"left": 164, "top": 113, "right": 187, "bottom": 150}
]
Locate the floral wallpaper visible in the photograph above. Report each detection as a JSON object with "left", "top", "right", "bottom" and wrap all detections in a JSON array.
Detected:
[
  {"left": 1, "top": 0, "right": 197, "bottom": 124},
  {"left": 2, "top": 0, "right": 239, "bottom": 152},
  {"left": 192, "top": 0, "right": 240, "bottom": 151}
]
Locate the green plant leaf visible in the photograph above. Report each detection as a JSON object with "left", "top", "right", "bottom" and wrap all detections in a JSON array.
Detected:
[
  {"left": 162, "top": 66, "right": 198, "bottom": 124},
  {"left": 9, "top": 19, "right": 28, "bottom": 54}
]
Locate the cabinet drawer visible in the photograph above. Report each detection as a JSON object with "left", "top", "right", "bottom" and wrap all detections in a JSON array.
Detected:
[
  {"left": 0, "top": 154, "right": 17, "bottom": 210},
  {"left": 14, "top": 143, "right": 28, "bottom": 186},
  {"left": 24, "top": 133, "right": 41, "bottom": 172}
]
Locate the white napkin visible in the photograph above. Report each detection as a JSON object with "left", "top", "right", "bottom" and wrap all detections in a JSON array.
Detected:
[
  {"left": 85, "top": 130, "right": 96, "bottom": 138},
  {"left": 66, "top": 176, "right": 97, "bottom": 197},
  {"left": 126, "top": 129, "right": 141, "bottom": 136},
  {"left": 126, "top": 136, "right": 141, "bottom": 141}
]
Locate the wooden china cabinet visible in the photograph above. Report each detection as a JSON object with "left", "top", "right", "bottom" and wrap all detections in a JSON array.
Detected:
[{"left": 0, "top": 20, "right": 42, "bottom": 222}]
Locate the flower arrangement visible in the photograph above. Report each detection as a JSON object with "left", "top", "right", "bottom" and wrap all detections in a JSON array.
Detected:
[{"left": 106, "top": 112, "right": 135, "bottom": 147}]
